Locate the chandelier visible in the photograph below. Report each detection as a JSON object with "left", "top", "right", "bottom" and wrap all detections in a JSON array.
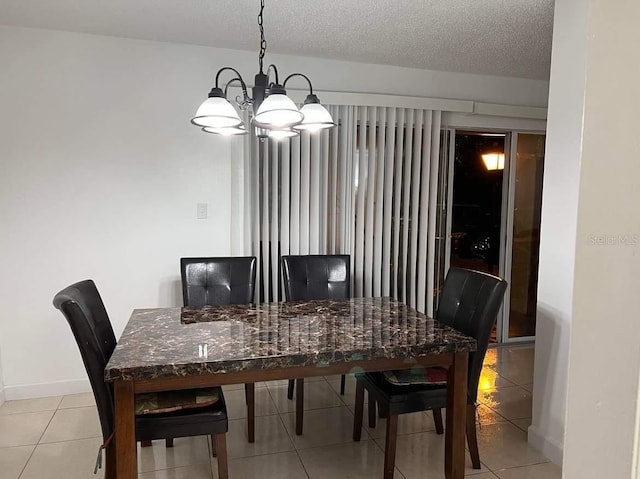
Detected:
[{"left": 191, "top": 0, "right": 335, "bottom": 139}]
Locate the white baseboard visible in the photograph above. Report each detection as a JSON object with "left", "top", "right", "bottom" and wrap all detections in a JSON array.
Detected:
[
  {"left": 528, "top": 424, "right": 564, "bottom": 466},
  {"left": 4, "top": 378, "right": 91, "bottom": 400}
]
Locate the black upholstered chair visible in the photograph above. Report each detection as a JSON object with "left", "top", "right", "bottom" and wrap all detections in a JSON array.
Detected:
[
  {"left": 180, "top": 256, "right": 258, "bottom": 443},
  {"left": 281, "top": 254, "right": 351, "bottom": 435},
  {"left": 53, "top": 280, "right": 229, "bottom": 479},
  {"left": 180, "top": 257, "right": 257, "bottom": 308},
  {"left": 352, "top": 268, "right": 507, "bottom": 478}
]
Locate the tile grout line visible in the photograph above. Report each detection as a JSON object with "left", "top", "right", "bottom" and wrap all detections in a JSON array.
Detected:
[
  {"left": 267, "top": 384, "right": 311, "bottom": 478},
  {"left": 491, "top": 459, "right": 553, "bottom": 474},
  {"left": 18, "top": 407, "right": 58, "bottom": 479}
]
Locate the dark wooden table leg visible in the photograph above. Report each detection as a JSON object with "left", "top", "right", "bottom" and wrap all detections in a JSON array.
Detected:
[
  {"left": 383, "top": 414, "right": 398, "bottom": 479},
  {"left": 214, "top": 433, "right": 229, "bottom": 479},
  {"left": 105, "top": 441, "right": 116, "bottom": 479},
  {"left": 115, "top": 380, "right": 137, "bottom": 479},
  {"left": 247, "top": 382, "right": 255, "bottom": 443},
  {"left": 353, "top": 381, "right": 365, "bottom": 441},
  {"left": 445, "top": 352, "right": 468, "bottom": 479}
]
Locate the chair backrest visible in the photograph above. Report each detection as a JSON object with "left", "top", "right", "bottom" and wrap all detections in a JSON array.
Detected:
[
  {"left": 53, "top": 280, "right": 116, "bottom": 442},
  {"left": 436, "top": 268, "right": 507, "bottom": 402},
  {"left": 281, "top": 255, "right": 351, "bottom": 301},
  {"left": 180, "top": 256, "right": 257, "bottom": 307}
]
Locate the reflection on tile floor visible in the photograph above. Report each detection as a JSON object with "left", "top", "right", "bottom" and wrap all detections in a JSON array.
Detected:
[{"left": 0, "top": 344, "right": 560, "bottom": 478}]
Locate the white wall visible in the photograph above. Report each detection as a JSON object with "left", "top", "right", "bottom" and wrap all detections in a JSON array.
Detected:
[
  {"left": 561, "top": 0, "right": 640, "bottom": 477},
  {"left": 0, "top": 26, "right": 233, "bottom": 399},
  {"left": 528, "top": 0, "right": 588, "bottom": 465},
  {"left": 534, "top": 0, "right": 640, "bottom": 473},
  {"left": 0, "top": 25, "right": 549, "bottom": 399},
  {"left": 0, "top": 347, "right": 4, "bottom": 405}
]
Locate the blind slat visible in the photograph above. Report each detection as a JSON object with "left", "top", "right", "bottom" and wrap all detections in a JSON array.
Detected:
[
  {"left": 417, "top": 111, "right": 433, "bottom": 312},
  {"left": 321, "top": 127, "right": 331, "bottom": 253},
  {"left": 300, "top": 133, "right": 311, "bottom": 255},
  {"left": 382, "top": 108, "right": 397, "bottom": 296},
  {"left": 364, "top": 107, "right": 377, "bottom": 298},
  {"left": 338, "top": 106, "right": 350, "bottom": 254},
  {"left": 243, "top": 112, "right": 253, "bottom": 254},
  {"left": 329, "top": 106, "right": 340, "bottom": 254},
  {"left": 392, "top": 109, "right": 405, "bottom": 300},
  {"left": 271, "top": 140, "right": 279, "bottom": 302},
  {"left": 309, "top": 135, "right": 321, "bottom": 254},
  {"left": 281, "top": 140, "right": 291, "bottom": 258},
  {"left": 426, "top": 112, "right": 442, "bottom": 315},
  {"left": 252, "top": 133, "right": 261, "bottom": 303},
  {"left": 410, "top": 111, "right": 424, "bottom": 309},
  {"left": 401, "top": 110, "right": 415, "bottom": 304},
  {"left": 348, "top": 106, "right": 358, "bottom": 283},
  {"left": 355, "top": 106, "right": 368, "bottom": 297},
  {"left": 373, "top": 107, "right": 386, "bottom": 297},
  {"left": 261, "top": 141, "right": 270, "bottom": 302},
  {"left": 290, "top": 136, "right": 301, "bottom": 255}
]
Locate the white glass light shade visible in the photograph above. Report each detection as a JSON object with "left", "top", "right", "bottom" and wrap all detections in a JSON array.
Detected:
[
  {"left": 294, "top": 103, "right": 336, "bottom": 131},
  {"left": 482, "top": 153, "right": 505, "bottom": 171},
  {"left": 191, "top": 97, "right": 242, "bottom": 128},
  {"left": 254, "top": 94, "right": 303, "bottom": 127},
  {"left": 268, "top": 128, "right": 299, "bottom": 140},
  {"left": 202, "top": 125, "right": 247, "bottom": 136}
]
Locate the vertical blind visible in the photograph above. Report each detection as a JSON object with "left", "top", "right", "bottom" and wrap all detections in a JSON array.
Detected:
[{"left": 238, "top": 106, "right": 442, "bottom": 315}]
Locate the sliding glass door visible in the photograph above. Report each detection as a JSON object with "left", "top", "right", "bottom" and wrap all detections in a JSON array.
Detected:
[
  {"left": 440, "top": 129, "right": 546, "bottom": 343},
  {"left": 502, "top": 133, "right": 545, "bottom": 340}
]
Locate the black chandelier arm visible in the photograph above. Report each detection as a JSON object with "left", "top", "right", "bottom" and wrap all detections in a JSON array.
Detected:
[
  {"left": 223, "top": 78, "right": 252, "bottom": 103},
  {"left": 282, "top": 73, "right": 314, "bottom": 94},
  {"left": 266, "top": 64, "right": 280, "bottom": 86},
  {"left": 214, "top": 67, "right": 248, "bottom": 95}
]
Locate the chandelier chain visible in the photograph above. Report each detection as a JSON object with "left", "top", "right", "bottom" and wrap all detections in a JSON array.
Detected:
[{"left": 258, "top": 0, "right": 267, "bottom": 73}]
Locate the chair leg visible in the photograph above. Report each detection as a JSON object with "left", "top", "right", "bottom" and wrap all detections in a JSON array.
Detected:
[
  {"left": 368, "top": 391, "right": 377, "bottom": 428},
  {"left": 295, "top": 378, "right": 305, "bottom": 435},
  {"left": 105, "top": 443, "right": 116, "bottom": 479},
  {"left": 244, "top": 383, "right": 249, "bottom": 405},
  {"left": 353, "top": 380, "right": 365, "bottom": 441},
  {"left": 340, "top": 374, "right": 346, "bottom": 395},
  {"left": 433, "top": 408, "right": 444, "bottom": 435},
  {"left": 140, "top": 440, "right": 152, "bottom": 447},
  {"left": 467, "top": 403, "right": 481, "bottom": 469},
  {"left": 211, "top": 434, "right": 217, "bottom": 457},
  {"left": 165, "top": 438, "right": 173, "bottom": 448},
  {"left": 214, "top": 433, "right": 228, "bottom": 479},
  {"left": 383, "top": 414, "right": 399, "bottom": 479},
  {"left": 246, "top": 382, "right": 256, "bottom": 443},
  {"left": 287, "top": 379, "right": 295, "bottom": 400},
  {"left": 379, "top": 403, "right": 389, "bottom": 419}
]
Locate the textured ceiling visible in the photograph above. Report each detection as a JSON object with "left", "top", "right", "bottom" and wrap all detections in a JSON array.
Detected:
[{"left": 0, "top": 0, "right": 554, "bottom": 79}]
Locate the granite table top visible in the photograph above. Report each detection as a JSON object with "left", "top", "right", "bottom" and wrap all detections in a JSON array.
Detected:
[{"left": 105, "top": 297, "right": 477, "bottom": 382}]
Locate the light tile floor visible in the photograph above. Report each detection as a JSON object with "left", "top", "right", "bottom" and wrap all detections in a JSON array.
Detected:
[{"left": 0, "top": 345, "right": 562, "bottom": 478}]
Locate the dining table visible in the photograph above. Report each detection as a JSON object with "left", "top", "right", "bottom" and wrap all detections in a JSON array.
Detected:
[{"left": 104, "top": 296, "right": 476, "bottom": 479}]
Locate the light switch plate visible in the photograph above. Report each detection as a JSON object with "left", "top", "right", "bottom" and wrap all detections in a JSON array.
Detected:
[{"left": 197, "top": 203, "right": 208, "bottom": 219}]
